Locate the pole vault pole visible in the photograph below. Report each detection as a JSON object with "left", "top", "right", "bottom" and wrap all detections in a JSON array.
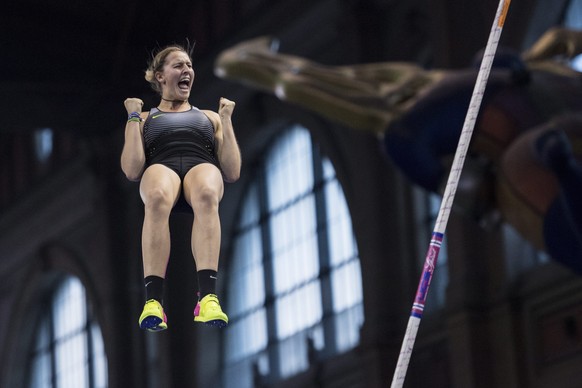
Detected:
[{"left": 390, "top": 0, "right": 512, "bottom": 386}]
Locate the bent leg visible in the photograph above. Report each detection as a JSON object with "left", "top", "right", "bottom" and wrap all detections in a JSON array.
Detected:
[
  {"left": 183, "top": 163, "right": 224, "bottom": 270},
  {"left": 139, "top": 164, "right": 182, "bottom": 277},
  {"left": 536, "top": 126, "right": 582, "bottom": 228},
  {"left": 535, "top": 123, "right": 582, "bottom": 268}
]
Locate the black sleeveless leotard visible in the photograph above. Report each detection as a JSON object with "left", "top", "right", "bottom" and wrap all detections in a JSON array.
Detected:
[{"left": 143, "top": 106, "right": 221, "bottom": 179}]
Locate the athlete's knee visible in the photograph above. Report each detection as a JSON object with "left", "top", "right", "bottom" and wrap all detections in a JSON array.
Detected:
[
  {"left": 143, "top": 187, "right": 174, "bottom": 213},
  {"left": 190, "top": 185, "right": 220, "bottom": 212}
]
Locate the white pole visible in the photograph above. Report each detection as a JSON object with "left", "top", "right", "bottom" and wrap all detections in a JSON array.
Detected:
[{"left": 390, "top": 1, "right": 512, "bottom": 386}]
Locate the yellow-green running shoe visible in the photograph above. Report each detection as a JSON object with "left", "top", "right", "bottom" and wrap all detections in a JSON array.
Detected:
[
  {"left": 139, "top": 299, "right": 168, "bottom": 332},
  {"left": 194, "top": 294, "right": 228, "bottom": 328}
]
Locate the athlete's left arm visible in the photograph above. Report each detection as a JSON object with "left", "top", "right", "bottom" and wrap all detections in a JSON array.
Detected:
[{"left": 204, "top": 97, "right": 241, "bottom": 182}]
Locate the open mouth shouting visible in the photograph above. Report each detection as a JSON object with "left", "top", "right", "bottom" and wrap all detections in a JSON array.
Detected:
[{"left": 178, "top": 76, "right": 191, "bottom": 92}]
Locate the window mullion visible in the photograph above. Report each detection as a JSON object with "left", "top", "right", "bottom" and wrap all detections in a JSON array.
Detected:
[
  {"left": 86, "top": 305, "right": 95, "bottom": 388},
  {"left": 311, "top": 144, "right": 337, "bottom": 357},
  {"left": 258, "top": 166, "right": 280, "bottom": 379},
  {"left": 49, "top": 293, "right": 57, "bottom": 388}
]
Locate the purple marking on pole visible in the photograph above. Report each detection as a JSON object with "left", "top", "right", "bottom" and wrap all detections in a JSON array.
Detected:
[{"left": 410, "top": 232, "right": 443, "bottom": 318}]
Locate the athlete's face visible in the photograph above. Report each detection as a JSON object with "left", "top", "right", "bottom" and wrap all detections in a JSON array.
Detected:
[{"left": 157, "top": 50, "right": 195, "bottom": 100}]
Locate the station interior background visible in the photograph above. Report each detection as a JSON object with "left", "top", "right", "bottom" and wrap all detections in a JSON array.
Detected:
[{"left": 1, "top": 0, "right": 582, "bottom": 387}]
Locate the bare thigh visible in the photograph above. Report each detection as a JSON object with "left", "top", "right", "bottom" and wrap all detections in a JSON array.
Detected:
[
  {"left": 139, "top": 164, "right": 182, "bottom": 207},
  {"left": 182, "top": 163, "right": 224, "bottom": 208}
]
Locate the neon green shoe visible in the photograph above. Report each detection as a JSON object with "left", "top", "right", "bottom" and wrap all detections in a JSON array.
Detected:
[
  {"left": 139, "top": 299, "right": 168, "bottom": 332},
  {"left": 194, "top": 294, "right": 228, "bottom": 328}
]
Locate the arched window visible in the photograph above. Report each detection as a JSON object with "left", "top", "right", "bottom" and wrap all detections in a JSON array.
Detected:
[
  {"left": 222, "top": 125, "right": 363, "bottom": 387},
  {"left": 27, "top": 275, "right": 108, "bottom": 388}
]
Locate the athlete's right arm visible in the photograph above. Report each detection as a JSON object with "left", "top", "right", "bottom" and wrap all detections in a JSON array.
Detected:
[{"left": 121, "top": 98, "right": 147, "bottom": 181}]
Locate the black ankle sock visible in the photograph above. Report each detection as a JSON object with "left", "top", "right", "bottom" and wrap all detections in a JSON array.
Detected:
[
  {"left": 198, "top": 270, "right": 217, "bottom": 299},
  {"left": 144, "top": 275, "right": 164, "bottom": 304}
]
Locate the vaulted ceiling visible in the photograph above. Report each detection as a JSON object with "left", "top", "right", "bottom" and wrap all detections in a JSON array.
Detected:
[
  {"left": 2, "top": 0, "right": 548, "bottom": 136},
  {"left": 2, "top": 0, "right": 258, "bottom": 134}
]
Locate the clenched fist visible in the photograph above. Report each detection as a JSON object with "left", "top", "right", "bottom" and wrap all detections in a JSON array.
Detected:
[
  {"left": 218, "top": 97, "right": 235, "bottom": 119},
  {"left": 124, "top": 98, "right": 144, "bottom": 114}
]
